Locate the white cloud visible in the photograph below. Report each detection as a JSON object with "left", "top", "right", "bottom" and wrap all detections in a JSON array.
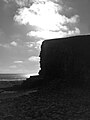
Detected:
[
  {"left": 14, "top": 1, "right": 63, "bottom": 30},
  {"left": 14, "top": 0, "right": 30, "bottom": 7},
  {"left": 4, "top": 0, "right": 60, "bottom": 7},
  {"left": 28, "top": 56, "right": 40, "bottom": 62},
  {"left": 3, "top": 0, "right": 32, "bottom": 7},
  {"left": 13, "top": 0, "right": 80, "bottom": 50},
  {"left": 14, "top": 61, "right": 23, "bottom": 63},
  {"left": 68, "top": 27, "right": 80, "bottom": 36},
  {"left": 10, "top": 41, "right": 17, "bottom": 46},
  {"left": 28, "top": 30, "right": 79, "bottom": 39},
  {"left": 35, "top": 39, "right": 44, "bottom": 49},
  {"left": 14, "top": 0, "right": 80, "bottom": 39},
  {"left": 4, "top": 0, "right": 81, "bottom": 50},
  {"left": 26, "top": 42, "right": 34, "bottom": 48}
]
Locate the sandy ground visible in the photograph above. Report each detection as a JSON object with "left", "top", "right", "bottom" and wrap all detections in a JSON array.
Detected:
[{"left": 0, "top": 82, "right": 90, "bottom": 120}]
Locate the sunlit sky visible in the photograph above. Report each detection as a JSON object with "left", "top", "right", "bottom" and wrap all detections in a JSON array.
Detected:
[{"left": 0, "top": 0, "right": 90, "bottom": 74}]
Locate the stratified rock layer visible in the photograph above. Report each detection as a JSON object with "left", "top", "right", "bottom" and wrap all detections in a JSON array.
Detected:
[{"left": 39, "top": 35, "right": 90, "bottom": 80}]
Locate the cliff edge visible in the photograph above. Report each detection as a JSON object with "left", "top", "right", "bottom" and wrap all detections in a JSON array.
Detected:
[
  {"left": 39, "top": 35, "right": 90, "bottom": 81},
  {"left": 6, "top": 35, "right": 90, "bottom": 91}
]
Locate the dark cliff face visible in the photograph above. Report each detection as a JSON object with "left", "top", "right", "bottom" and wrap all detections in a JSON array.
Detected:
[{"left": 39, "top": 35, "right": 90, "bottom": 80}]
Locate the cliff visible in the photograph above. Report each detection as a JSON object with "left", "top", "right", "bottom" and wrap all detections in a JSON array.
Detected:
[
  {"left": 39, "top": 35, "right": 90, "bottom": 81},
  {"left": 2, "top": 35, "right": 90, "bottom": 91}
]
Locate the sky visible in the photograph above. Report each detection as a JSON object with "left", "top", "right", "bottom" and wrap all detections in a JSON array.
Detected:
[{"left": 0, "top": 0, "right": 90, "bottom": 75}]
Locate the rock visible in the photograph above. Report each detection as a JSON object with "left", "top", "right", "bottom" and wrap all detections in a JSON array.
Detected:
[
  {"left": 19, "top": 35, "right": 90, "bottom": 90},
  {"left": 22, "top": 75, "right": 44, "bottom": 89},
  {"left": 39, "top": 35, "right": 90, "bottom": 81}
]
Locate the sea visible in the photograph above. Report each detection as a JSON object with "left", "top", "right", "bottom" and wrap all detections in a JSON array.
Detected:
[
  {"left": 0, "top": 73, "right": 38, "bottom": 89},
  {"left": 0, "top": 74, "right": 29, "bottom": 88},
  {"left": 0, "top": 74, "right": 28, "bottom": 81}
]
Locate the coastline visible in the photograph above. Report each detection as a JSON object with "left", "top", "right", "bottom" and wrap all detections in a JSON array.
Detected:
[{"left": 0, "top": 83, "right": 90, "bottom": 119}]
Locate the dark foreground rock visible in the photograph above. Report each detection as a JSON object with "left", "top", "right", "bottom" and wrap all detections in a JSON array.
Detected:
[{"left": 1, "top": 84, "right": 90, "bottom": 120}]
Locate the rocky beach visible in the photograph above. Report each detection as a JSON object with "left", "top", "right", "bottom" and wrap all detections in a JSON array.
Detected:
[{"left": 0, "top": 81, "right": 90, "bottom": 120}]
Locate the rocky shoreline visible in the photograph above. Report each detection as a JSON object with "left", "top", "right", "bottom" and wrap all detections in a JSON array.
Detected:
[{"left": 0, "top": 82, "right": 90, "bottom": 119}]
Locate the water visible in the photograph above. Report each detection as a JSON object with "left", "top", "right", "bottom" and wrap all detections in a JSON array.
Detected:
[
  {"left": 0, "top": 74, "right": 28, "bottom": 81},
  {"left": 0, "top": 74, "right": 38, "bottom": 96},
  {"left": 0, "top": 74, "right": 36, "bottom": 88},
  {"left": 0, "top": 74, "right": 28, "bottom": 89}
]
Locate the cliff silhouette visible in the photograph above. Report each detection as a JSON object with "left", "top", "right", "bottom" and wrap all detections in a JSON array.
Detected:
[
  {"left": 21, "top": 34, "right": 90, "bottom": 90},
  {"left": 2, "top": 35, "right": 90, "bottom": 91},
  {"left": 39, "top": 35, "right": 90, "bottom": 80}
]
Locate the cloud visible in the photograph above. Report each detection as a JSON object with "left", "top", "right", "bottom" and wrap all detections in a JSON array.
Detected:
[
  {"left": 14, "top": 2, "right": 80, "bottom": 30},
  {"left": 4, "top": 0, "right": 58, "bottom": 7},
  {"left": 10, "top": 41, "right": 17, "bottom": 46},
  {"left": 28, "top": 28, "right": 80, "bottom": 39},
  {"left": 13, "top": 0, "right": 80, "bottom": 49},
  {"left": 28, "top": 56, "right": 40, "bottom": 62},
  {"left": 0, "top": 43, "right": 10, "bottom": 48},
  {"left": 5, "top": 0, "right": 80, "bottom": 40},
  {"left": 14, "top": 1, "right": 63, "bottom": 29},
  {"left": 4, "top": 0, "right": 81, "bottom": 50},
  {"left": 14, "top": 60, "right": 23, "bottom": 63},
  {"left": 35, "top": 39, "right": 44, "bottom": 49},
  {"left": 3, "top": 0, "right": 32, "bottom": 7},
  {"left": 26, "top": 42, "right": 34, "bottom": 48},
  {"left": 12, "top": 0, "right": 30, "bottom": 7}
]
